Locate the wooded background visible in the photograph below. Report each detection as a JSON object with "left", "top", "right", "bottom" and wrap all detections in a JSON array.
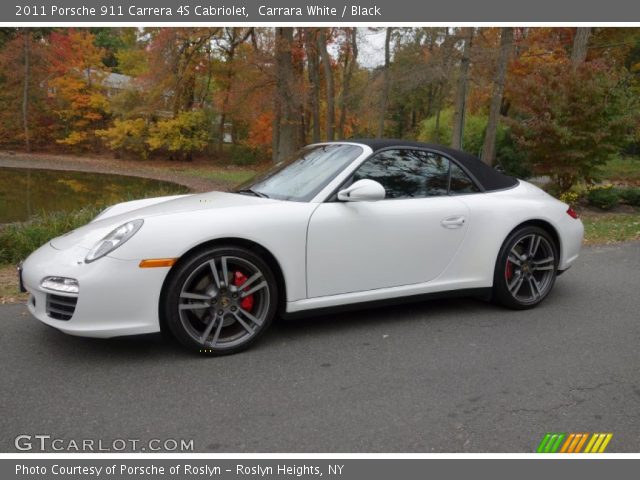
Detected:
[{"left": 0, "top": 27, "right": 639, "bottom": 192}]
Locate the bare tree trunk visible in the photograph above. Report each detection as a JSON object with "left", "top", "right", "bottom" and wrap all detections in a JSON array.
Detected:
[
  {"left": 272, "top": 31, "right": 283, "bottom": 162},
  {"left": 434, "top": 83, "right": 443, "bottom": 143},
  {"left": 218, "top": 45, "right": 235, "bottom": 153},
  {"left": 273, "top": 28, "right": 298, "bottom": 162},
  {"left": 317, "top": 28, "right": 335, "bottom": 141},
  {"left": 571, "top": 28, "right": 591, "bottom": 66},
  {"left": 305, "top": 29, "right": 321, "bottom": 143},
  {"left": 271, "top": 99, "right": 281, "bottom": 163},
  {"left": 249, "top": 27, "right": 259, "bottom": 51},
  {"left": 293, "top": 29, "right": 306, "bottom": 146},
  {"left": 481, "top": 27, "right": 513, "bottom": 165},
  {"left": 452, "top": 28, "right": 473, "bottom": 150},
  {"left": 338, "top": 28, "right": 358, "bottom": 139},
  {"left": 377, "top": 27, "right": 392, "bottom": 138},
  {"left": 22, "top": 31, "right": 31, "bottom": 152}
]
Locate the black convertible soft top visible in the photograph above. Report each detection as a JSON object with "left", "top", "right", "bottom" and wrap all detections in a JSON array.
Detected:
[{"left": 343, "top": 138, "right": 519, "bottom": 192}]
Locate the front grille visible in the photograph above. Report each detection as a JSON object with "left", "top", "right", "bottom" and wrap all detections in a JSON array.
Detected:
[{"left": 46, "top": 294, "right": 78, "bottom": 321}]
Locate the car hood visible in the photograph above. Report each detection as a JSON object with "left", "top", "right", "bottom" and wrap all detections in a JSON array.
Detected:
[{"left": 50, "top": 191, "right": 277, "bottom": 250}]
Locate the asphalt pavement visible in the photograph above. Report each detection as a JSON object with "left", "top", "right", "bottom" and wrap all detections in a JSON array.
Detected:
[{"left": 1, "top": 243, "right": 639, "bottom": 452}]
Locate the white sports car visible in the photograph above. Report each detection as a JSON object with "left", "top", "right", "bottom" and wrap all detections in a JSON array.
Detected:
[{"left": 20, "top": 140, "right": 584, "bottom": 354}]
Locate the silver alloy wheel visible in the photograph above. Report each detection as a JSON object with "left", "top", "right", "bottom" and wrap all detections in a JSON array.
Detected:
[
  {"left": 177, "top": 255, "right": 270, "bottom": 349},
  {"left": 505, "top": 233, "right": 556, "bottom": 305}
]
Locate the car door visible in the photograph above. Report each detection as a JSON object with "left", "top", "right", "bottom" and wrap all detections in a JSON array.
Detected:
[{"left": 306, "top": 149, "right": 472, "bottom": 298}]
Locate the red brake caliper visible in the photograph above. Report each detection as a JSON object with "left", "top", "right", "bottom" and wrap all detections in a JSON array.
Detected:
[
  {"left": 505, "top": 261, "right": 513, "bottom": 280},
  {"left": 234, "top": 271, "right": 254, "bottom": 312}
]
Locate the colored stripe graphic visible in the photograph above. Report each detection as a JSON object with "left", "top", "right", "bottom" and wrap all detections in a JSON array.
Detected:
[
  {"left": 536, "top": 433, "right": 565, "bottom": 453},
  {"left": 559, "top": 433, "right": 575, "bottom": 453},
  {"left": 584, "top": 433, "right": 613, "bottom": 453},
  {"left": 538, "top": 433, "right": 613, "bottom": 453},
  {"left": 574, "top": 433, "right": 589, "bottom": 452}
]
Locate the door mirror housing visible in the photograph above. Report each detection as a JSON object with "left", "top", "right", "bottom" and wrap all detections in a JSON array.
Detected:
[{"left": 337, "top": 179, "right": 386, "bottom": 202}]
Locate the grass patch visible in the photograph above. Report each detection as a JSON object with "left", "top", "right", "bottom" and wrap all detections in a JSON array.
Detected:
[
  {"left": 582, "top": 212, "right": 640, "bottom": 245},
  {"left": 0, "top": 206, "right": 102, "bottom": 264},
  {"left": 170, "top": 167, "right": 257, "bottom": 186},
  {"left": 0, "top": 184, "right": 191, "bottom": 265},
  {"left": 597, "top": 156, "right": 640, "bottom": 184},
  {"left": 0, "top": 264, "right": 27, "bottom": 304}
]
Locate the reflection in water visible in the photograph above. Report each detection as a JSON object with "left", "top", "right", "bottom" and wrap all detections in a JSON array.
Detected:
[{"left": 0, "top": 167, "right": 188, "bottom": 224}]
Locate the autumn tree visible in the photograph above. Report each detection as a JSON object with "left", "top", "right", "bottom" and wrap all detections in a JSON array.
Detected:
[
  {"left": 147, "top": 110, "right": 210, "bottom": 161},
  {"left": 45, "top": 30, "right": 110, "bottom": 149},
  {"left": 0, "top": 29, "right": 50, "bottom": 149},
  {"left": 509, "top": 59, "right": 638, "bottom": 191},
  {"left": 144, "top": 28, "right": 219, "bottom": 115},
  {"left": 481, "top": 27, "right": 514, "bottom": 165},
  {"left": 214, "top": 28, "right": 253, "bottom": 153}
]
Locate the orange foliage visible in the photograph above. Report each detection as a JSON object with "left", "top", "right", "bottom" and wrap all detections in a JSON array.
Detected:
[
  {"left": 46, "top": 29, "right": 109, "bottom": 149},
  {"left": 245, "top": 112, "right": 273, "bottom": 152}
]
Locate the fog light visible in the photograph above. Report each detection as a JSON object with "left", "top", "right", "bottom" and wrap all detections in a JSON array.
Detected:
[{"left": 40, "top": 277, "right": 79, "bottom": 294}]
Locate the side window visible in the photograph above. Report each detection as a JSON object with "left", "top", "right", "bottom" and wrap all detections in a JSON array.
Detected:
[
  {"left": 351, "top": 150, "right": 449, "bottom": 199},
  {"left": 449, "top": 162, "right": 480, "bottom": 194}
]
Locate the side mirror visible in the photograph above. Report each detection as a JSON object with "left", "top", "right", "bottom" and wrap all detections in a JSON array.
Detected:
[{"left": 337, "top": 179, "right": 386, "bottom": 202}]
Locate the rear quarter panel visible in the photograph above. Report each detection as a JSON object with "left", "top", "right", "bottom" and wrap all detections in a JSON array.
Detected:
[{"left": 437, "top": 181, "right": 583, "bottom": 286}]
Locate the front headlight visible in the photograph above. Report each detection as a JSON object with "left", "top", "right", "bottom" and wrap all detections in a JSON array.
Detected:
[{"left": 85, "top": 219, "right": 144, "bottom": 263}]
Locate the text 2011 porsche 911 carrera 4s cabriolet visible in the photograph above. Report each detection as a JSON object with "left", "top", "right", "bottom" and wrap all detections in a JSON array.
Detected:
[{"left": 20, "top": 139, "right": 583, "bottom": 354}]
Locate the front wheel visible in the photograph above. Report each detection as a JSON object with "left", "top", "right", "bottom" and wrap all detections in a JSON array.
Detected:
[
  {"left": 493, "top": 226, "right": 558, "bottom": 309},
  {"left": 162, "top": 246, "right": 278, "bottom": 355}
]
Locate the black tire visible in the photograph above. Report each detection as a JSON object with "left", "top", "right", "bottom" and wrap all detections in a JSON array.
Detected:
[
  {"left": 162, "top": 245, "right": 278, "bottom": 355},
  {"left": 492, "top": 225, "right": 558, "bottom": 310}
]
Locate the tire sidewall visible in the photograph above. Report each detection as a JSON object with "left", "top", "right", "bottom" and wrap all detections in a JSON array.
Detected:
[{"left": 162, "top": 245, "right": 278, "bottom": 355}]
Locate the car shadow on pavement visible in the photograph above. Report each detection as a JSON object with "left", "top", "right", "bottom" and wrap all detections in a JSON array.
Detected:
[{"left": 27, "top": 284, "right": 570, "bottom": 358}]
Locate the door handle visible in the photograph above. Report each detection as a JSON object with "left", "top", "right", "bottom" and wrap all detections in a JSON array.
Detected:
[{"left": 441, "top": 216, "right": 466, "bottom": 228}]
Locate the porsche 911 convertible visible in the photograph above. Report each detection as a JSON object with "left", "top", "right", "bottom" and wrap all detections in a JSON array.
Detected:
[{"left": 20, "top": 139, "right": 583, "bottom": 354}]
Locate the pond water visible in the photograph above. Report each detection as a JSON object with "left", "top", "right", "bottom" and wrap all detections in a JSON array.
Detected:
[{"left": 0, "top": 167, "right": 190, "bottom": 223}]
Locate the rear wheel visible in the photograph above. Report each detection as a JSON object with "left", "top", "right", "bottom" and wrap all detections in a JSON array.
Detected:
[
  {"left": 493, "top": 226, "right": 558, "bottom": 309},
  {"left": 163, "top": 246, "right": 278, "bottom": 354}
]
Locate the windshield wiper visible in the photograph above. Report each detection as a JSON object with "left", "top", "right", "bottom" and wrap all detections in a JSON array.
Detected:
[{"left": 236, "top": 189, "right": 270, "bottom": 198}]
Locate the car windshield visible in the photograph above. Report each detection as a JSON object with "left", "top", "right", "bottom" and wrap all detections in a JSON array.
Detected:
[{"left": 235, "top": 144, "right": 363, "bottom": 202}]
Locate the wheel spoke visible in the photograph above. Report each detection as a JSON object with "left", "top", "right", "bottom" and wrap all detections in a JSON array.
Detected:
[
  {"left": 200, "top": 314, "right": 218, "bottom": 344},
  {"left": 529, "top": 235, "right": 541, "bottom": 257},
  {"left": 208, "top": 259, "right": 221, "bottom": 288},
  {"left": 210, "top": 315, "right": 224, "bottom": 347},
  {"left": 508, "top": 273, "right": 524, "bottom": 295},
  {"left": 180, "top": 292, "right": 212, "bottom": 301},
  {"left": 221, "top": 257, "right": 229, "bottom": 287},
  {"left": 528, "top": 277, "right": 541, "bottom": 299},
  {"left": 240, "top": 281, "right": 267, "bottom": 298},
  {"left": 532, "top": 257, "right": 554, "bottom": 271},
  {"left": 508, "top": 253, "right": 522, "bottom": 266},
  {"left": 239, "top": 307, "right": 264, "bottom": 327},
  {"left": 179, "top": 302, "right": 210, "bottom": 311},
  {"left": 237, "top": 272, "right": 263, "bottom": 291},
  {"left": 233, "top": 313, "right": 254, "bottom": 334}
]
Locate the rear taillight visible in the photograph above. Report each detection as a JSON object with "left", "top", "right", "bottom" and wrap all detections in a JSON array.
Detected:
[{"left": 566, "top": 207, "right": 579, "bottom": 219}]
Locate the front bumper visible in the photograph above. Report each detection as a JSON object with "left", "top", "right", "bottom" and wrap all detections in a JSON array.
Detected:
[{"left": 22, "top": 243, "right": 169, "bottom": 338}]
